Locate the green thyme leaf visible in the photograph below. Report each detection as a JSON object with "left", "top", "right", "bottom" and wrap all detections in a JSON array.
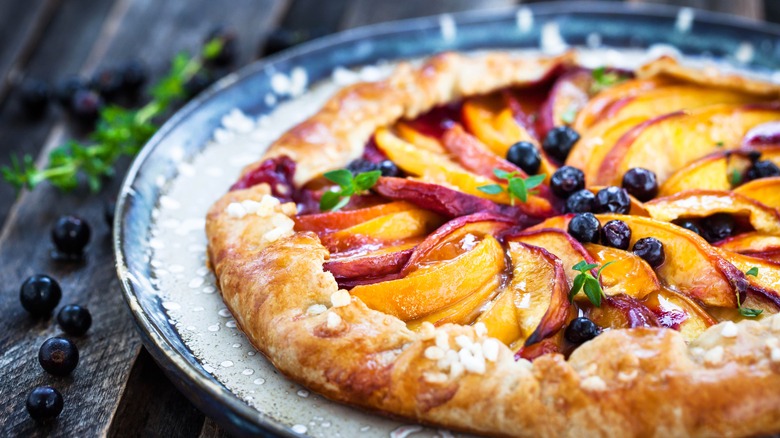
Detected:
[
  {"left": 746, "top": 266, "right": 759, "bottom": 277},
  {"left": 319, "top": 190, "right": 343, "bottom": 212},
  {"left": 590, "top": 66, "right": 628, "bottom": 94},
  {"left": 573, "top": 260, "right": 598, "bottom": 273},
  {"left": 739, "top": 307, "right": 764, "bottom": 317},
  {"left": 729, "top": 168, "right": 743, "bottom": 187},
  {"left": 569, "top": 260, "right": 611, "bottom": 307},
  {"left": 524, "top": 174, "right": 546, "bottom": 190},
  {"left": 354, "top": 170, "right": 382, "bottom": 191},
  {"left": 319, "top": 170, "right": 382, "bottom": 211},
  {"left": 492, "top": 168, "right": 514, "bottom": 180},
  {"left": 324, "top": 169, "right": 354, "bottom": 188},
  {"left": 569, "top": 274, "right": 585, "bottom": 301},
  {"left": 715, "top": 141, "right": 725, "bottom": 148},
  {"left": 583, "top": 278, "right": 602, "bottom": 308},
  {"left": 479, "top": 168, "right": 547, "bottom": 205},
  {"left": 477, "top": 184, "right": 503, "bottom": 195},
  {"left": 508, "top": 177, "right": 528, "bottom": 203},
  {"left": 561, "top": 105, "right": 577, "bottom": 124}
]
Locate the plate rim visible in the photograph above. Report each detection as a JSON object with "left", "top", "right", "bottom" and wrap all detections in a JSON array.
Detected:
[{"left": 114, "top": 2, "right": 780, "bottom": 437}]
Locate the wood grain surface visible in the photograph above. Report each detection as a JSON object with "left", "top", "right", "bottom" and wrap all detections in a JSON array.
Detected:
[{"left": 0, "top": 0, "right": 773, "bottom": 437}]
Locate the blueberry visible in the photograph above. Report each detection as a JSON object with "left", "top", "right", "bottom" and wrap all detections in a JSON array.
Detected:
[
  {"left": 621, "top": 167, "right": 658, "bottom": 202},
  {"left": 506, "top": 141, "right": 541, "bottom": 175},
  {"left": 700, "top": 213, "right": 735, "bottom": 243},
  {"left": 601, "top": 220, "right": 631, "bottom": 250},
  {"left": 69, "top": 89, "right": 103, "bottom": 124},
  {"left": 104, "top": 200, "right": 116, "bottom": 227},
  {"left": 674, "top": 219, "right": 701, "bottom": 236},
  {"left": 567, "top": 212, "right": 601, "bottom": 243},
  {"left": 204, "top": 25, "right": 238, "bottom": 67},
  {"left": 57, "top": 305, "right": 92, "bottom": 336},
  {"left": 26, "top": 386, "right": 63, "bottom": 421},
  {"left": 746, "top": 160, "right": 780, "bottom": 181},
  {"left": 542, "top": 126, "right": 580, "bottom": 163},
  {"left": 564, "top": 317, "right": 601, "bottom": 344},
  {"left": 90, "top": 67, "right": 123, "bottom": 101},
  {"left": 565, "top": 189, "right": 595, "bottom": 213},
  {"left": 54, "top": 76, "right": 89, "bottom": 108},
  {"left": 51, "top": 216, "right": 91, "bottom": 256},
  {"left": 377, "top": 160, "right": 400, "bottom": 177},
  {"left": 550, "top": 166, "right": 585, "bottom": 199},
  {"left": 632, "top": 237, "right": 665, "bottom": 268},
  {"left": 593, "top": 186, "right": 631, "bottom": 214},
  {"left": 38, "top": 337, "right": 79, "bottom": 376},
  {"left": 19, "top": 79, "right": 49, "bottom": 118},
  {"left": 119, "top": 60, "right": 148, "bottom": 94},
  {"left": 20, "top": 275, "right": 62, "bottom": 316},
  {"left": 347, "top": 159, "right": 398, "bottom": 177}
]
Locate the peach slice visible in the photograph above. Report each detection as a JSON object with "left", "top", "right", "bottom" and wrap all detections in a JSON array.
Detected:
[
  {"left": 506, "top": 242, "right": 574, "bottom": 346},
  {"left": 572, "top": 78, "right": 665, "bottom": 132},
  {"left": 407, "top": 272, "right": 500, "bottom": 328},
  {"left": 642, "top": 288, "right": 716, "bottom": 341},
  {"left": 716, "top": 232, "right": 780, "bottom": 257},
  {"left": 351, "top": 236, "right": 505, "bottom": 321},
  {"left": 580, "top": 294, "right": 659, "bottom": 330},
  {"left": 294, "top": 201, "right": 415, "bottom": 233},
  {"left": 584, "top": 243, "right": 661, "bottom": 298},
  {"left": 441, "top": 123, "right": 525, "bottom": 179},
  {"left": 395, "top": 121, "right": 446, "bottom": 153},
  {"left": 644, "top": 190, "right": 780, "bottom": 235},
  {"left": 324, "top": 239, "right": 419, "bottom": 282},
  {"left": 717, "top": 249, "right": 780, "bottom": 307},
  {"left": 596, "top": 104, "right": 780, "bottom": 186},
  {"left": 506, "top": 228, "right": 594, "bottom": 287},
  {"left": 475, "top": 287, "right": 522, "bottom": 345},
  {"left": 321, "top": 208, "right": 443, "bottom": 252},
  {"left": 597, "top": 214, "right": 747, "bottom": 308},
  {"left": 538, "top": 69, "right": 593, "bottom": 134},
  {"left": 734, "top": 177, "right": 780, "bottom": 209}
]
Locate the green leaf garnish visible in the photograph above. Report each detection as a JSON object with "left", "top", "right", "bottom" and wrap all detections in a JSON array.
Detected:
[
  {"left": 729, "top": 168, "right": 743, "bottom": 187},
  {"left": 746, "top": 267, "right": 759, "bottom": 277},
  {"left": 715, "top": 141, "right": 725, "bottom": 148},
  {"left": 590, "top": 67, "right": 628, "bottom": 94},
  {"left": 319, "top": 169, "right": 382, "bottom": 212},
  {"left": 478, "top": 169, "right": 546, "bottom": 206},
  {"left": 2, "top": 40, "right": 226, "bottom": 193},
  {"left": 568, "top": 260, "right": 614, "bottom": 307},
  {"left": 736, "top": 287, "right": 763, "bottom": 318},
  {"left": 561, "top": 105, "right": 578, "bottom": 124}
]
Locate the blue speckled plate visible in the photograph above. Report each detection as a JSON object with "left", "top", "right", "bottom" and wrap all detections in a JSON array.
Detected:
[{"left": 114, "top": 3, "right": 780, "bottom": 437}]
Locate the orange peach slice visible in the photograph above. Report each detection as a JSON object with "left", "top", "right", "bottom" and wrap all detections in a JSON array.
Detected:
[
  {"left": 324, "top": 239, "right": 420, "bottom": 281},
  {"left": 395, "top": 121, "right": 445, "bottom": 153},
  {"left": 407, "top": 272, "right": 500, "bottom": 328},
  {"left": 716, "top": 232, "right": 780, "bottom": 256},
  {"left": 322, "top": 208, "right": 443, "bottom": 252},
  {"left": 597, "top": 214, "right": 746, "bottom": 308},
  {"left": 506, "top": 228, "right": 594, "bottom": 287},
  {"left": 580, "top": 294, "right": 659, "bottom": 330},
  {"left": 294, "top": 201, "right": 415, "bottom": 233},
  {"left": 584, "top": 243, "right": 661, "bottom": 298},
  {"left": 568, "top": 115, "right": 650, "bottom": 183},
  {"left": 644, "top": 190, "right": 780, "bottom": 235},
  {"left": 351, "top": 236, "right": 504, "bottom": 321},
  {"left": 506, "top": 242, "right": 574, "bottom": 346},
  {"left": 717, "top": 249, "right": 780, "bottom": 308},
  {"left": 596, "top": 104, "right": 780, "bottom": 186},
  {"left": 642, "top": 288, "right": 716, "bottom": 341},
  {"left": 734, "top": 176, "right": 780, "bottom": 209},
  {"left": 572, "top": 78, "right": 665, "bottom": 132},
  {"left": 475, "top": 287, "right": 521, "bottom": 345}
]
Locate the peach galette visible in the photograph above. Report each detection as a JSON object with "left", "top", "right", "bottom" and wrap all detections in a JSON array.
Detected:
[{"left": 206, "top": 52, "right": 780, "bottom": 436}]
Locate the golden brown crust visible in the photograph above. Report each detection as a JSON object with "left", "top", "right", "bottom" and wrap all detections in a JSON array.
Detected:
[{"left": 207, "top": 53, "right": 780, "bottom": 436}]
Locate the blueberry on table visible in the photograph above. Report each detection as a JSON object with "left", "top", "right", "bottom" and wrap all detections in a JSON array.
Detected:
[
  {"left": 601, "top": 219, "right": 631, "bottom": 250},
  {"left": 632, "top": 237, "right": 665, "bottom": 268},
  {"left": 700, "top": 213, "right": 736, "bottom": 243},
  {"left": 20, "top": 274, "right": 62, "bottom": 316},
  {"left": 565, "top": 189, "right": 595, "bottom": 213},
  {"left": 746, "top": 160, "right": 780, "bottom": 181},
  {"left": 593, "top": 186, "right": 631, "bottom": 214},
  {"left": 567, "top": 212, "right": 601, "bottom": 243},
  {"left": 550, "top": 166, "right": 585, "bottom": 199},
  {"left": 57, "top": 305, "right": 92, "bottom": 336},
  {"left": 542, "top": 126, "right": 580, "bottom": 163},
  {"left": 19, "top": 79, "right": 49, "bottom": 118},
  {"left": 621, "top": 167, "right": 658, "bottom": 202},
  {"left": 26, "top": 386, "right": 63, "bottom": 421},
  {"left": 506, "top": 141, "right": 541, "bottom": 175},
  {"left": 673, "top": 219, "right": 701, "bottom": 236},
  {"left": 565, "top": 317, "right": 601, "bottom": 344},
  {"left": 51, "top": 216, "right": 91, "bottom": 257},
  {"left": 119, "top": 59, "right": 148, "bottom": 95},
  {"left": 69, "top": 89, "right": 103, "bottom": 124},
  {"left": 91, "top": 67, "right": 123, "bottom": 101},
  {"left": 54, "top": 76, "right": 89, "bottom": 108},
  {"left": 39, "top": 337, "right": 79, "bottom": 376}
]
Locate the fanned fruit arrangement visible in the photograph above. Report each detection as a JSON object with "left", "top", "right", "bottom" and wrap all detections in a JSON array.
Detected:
[{"left": 233, "top": 55, "right": 780, "bottom": 358}]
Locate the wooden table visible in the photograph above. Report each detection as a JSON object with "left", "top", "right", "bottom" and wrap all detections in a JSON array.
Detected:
[{"left": 0, "top": 0, "right": 773, "bottom": 436}]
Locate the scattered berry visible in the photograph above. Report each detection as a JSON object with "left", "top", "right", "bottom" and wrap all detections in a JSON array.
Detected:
[
  {"left": 20, "top": 275, "right": 62, "bottom": 316},
  {"left": 700, "top": 213, "right": 736, "bottom": 243},
  {"left": 565, "top": 189, "right": 595, "bottom": 213},
  {"left": 564, "top": 317, "right": 601, "bottom": 344},
  {"left": 69, "top": 89, "right": 103, "bottom": 124},
  {"left": 51, "top": 216, "right": 91, "bottom": 257},
  {"left": 346, "top": 159, "right": 399, "bottom": 177},
  {"left": 54, "top": 76, "right": 89, "bottom": 108},
  {"left": 746, "top": 160, "right": 780, "bottom": 181},
  {"left": 26, "top": 386, "right": 63, "bottom": 421},
  {"left": 91, "top": 67, "right": 123, "bottom": 101},
  {"left": 550, "top": 166, "right": 585, "bottom": 199},
  {"left": 19, "top": 79, "right": 49, "bottom": 118},
  {"left": 632, "top": 237, "right": 665, "bottom": 268},
  {"left": 674, "top": 219, "right": 701, "bottom": 236},
  {"left": 57, "top": 305, "right": 92, "bottom": 336},
  {"left": 261, "top": 27, "right": 319, "bottom": 56},
  {"left": 204, "top": 25, "right": 238, "bottom": 67},
  {"left": 601, "top": 220, "right": 632, "bottom": 250},
  {"left": 119, "top": 60, "right": 148, "bottom": 95},
  {"left": 542, "top": 126, "right": 580, "bottom": 163},
  {"left": 567, "top": 212, "right": 601, "bottom": 243},
  {"left": 621, "top": 167, "right": 658, "bottom": 202},
  {"left": 506, "top": 141, "right": 541, "bottom": 175},
  {"left": 593, "top": 186, "right": 631, "bottom": 214},
  {"left": 38, "top": 337, "right": 79, "bottom": 376}
]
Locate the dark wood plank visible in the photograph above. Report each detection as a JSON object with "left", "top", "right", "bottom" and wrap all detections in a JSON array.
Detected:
[
  {"left": 0, "top": 0, "right": 53, "bottom": 105},
  {"left": 199, "top": 418, "right": 232, "bottom": 438},
  {"left": 629, "top": 0, "right": 765, "bottom": 20},
  {"left": 339, "top": 0, "right": 519, "bottom": 30},
  {"left": 0, "top": 0, "right": 287, "bottom": 436}
]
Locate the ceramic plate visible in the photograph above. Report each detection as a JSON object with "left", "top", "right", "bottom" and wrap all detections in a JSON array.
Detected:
[{"left": 115, "top": 3, "right": 780, "bottom": 437}]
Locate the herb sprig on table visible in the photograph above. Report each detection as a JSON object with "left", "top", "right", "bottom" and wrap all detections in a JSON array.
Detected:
[{"left": 2, "top": 38, "right": 228, "bottom": 193}]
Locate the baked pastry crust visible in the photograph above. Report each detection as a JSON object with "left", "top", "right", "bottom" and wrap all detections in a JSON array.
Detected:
[{"left": 206, "top": 52, "right": 780, "bottom": 436}]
